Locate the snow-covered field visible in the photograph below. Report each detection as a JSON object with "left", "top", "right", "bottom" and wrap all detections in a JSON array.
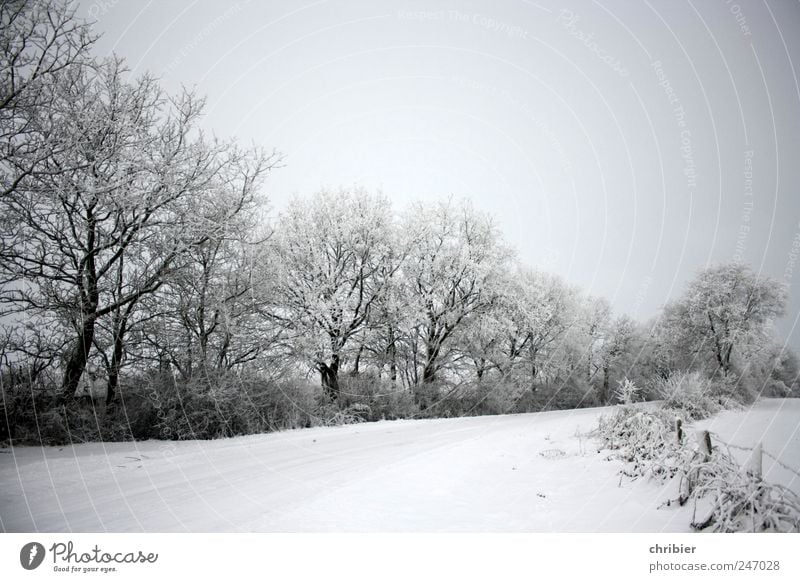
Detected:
[{"left": 1, "top": 399, "right": 798, "bottom": 532}]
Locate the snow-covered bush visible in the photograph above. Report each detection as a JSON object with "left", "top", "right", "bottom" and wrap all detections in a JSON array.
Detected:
[
  {"left": 473, "top": 379, "right": 525, "bottom": 415},
  {"left": 1, "top": 365, "right": 55, "bottom": 444},
  {"left": 596, "top": 406, "right": 685, "bottom": 480},
  {"left": 656, "top": 371, "right": 721, "bottom": 420},
  {"left": 314, "top": 404, "right": 366, "bottom": 426},
  {"left": 762, "top": 379, "right": 793, "bottom": 398},
  {"left": 337, "top": 373, "right": 418, "bottom": 421}
]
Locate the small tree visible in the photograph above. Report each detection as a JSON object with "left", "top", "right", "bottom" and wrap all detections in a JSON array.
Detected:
[{"left": 613, "top": 378, "right": 640, "bottom": 405}]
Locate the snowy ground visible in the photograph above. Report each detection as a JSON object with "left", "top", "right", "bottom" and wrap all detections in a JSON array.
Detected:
[{"left": 1, "top": 399, "right": 798, "bottom": 532}]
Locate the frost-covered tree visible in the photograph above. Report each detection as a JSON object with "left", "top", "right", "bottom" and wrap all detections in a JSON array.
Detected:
[
  {"left": 513, "top": 269, "right": 578, "bottom": 389},
  {"left": 612, "top": 377, "right": 640, "bottom": 404},
  {"left": 269, "top": 188, "right": 399, "bottom": 399},
  {"left": 663, "top": 263, "right": 786, "bottom": 377},
  {"left": 400, "top": 199, "right": 511, "bottom": 386},
  {"left": 126, "top": 154, "right": 276, "bottom": 386},
  {"left": 1, "top": 0, "right": 97, "bottom": 201},
  {"left": 581, "top": 296, "right": 612, "bottom": 384},
  {"left": 767, "top": 346, "right": 800, "bottom": 396},
  {"left": 455, "top": 268, "right": 579, "bottom": 388},
  {"left": 349, "top": 257, "right": 414, "bottom": 383},
  {"left": 453, "top": 304, "right": 508, "bottom": 382},
  {"left": 595, "top": 315, "right": 638, "bottom": 404},
  {"left": 0, "top": 57, "right": 272, "bottom": 402}
]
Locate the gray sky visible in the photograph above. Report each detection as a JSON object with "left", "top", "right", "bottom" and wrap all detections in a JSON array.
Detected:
[{"left": 80, "top": 0, "right": 800, "bottom": 349}]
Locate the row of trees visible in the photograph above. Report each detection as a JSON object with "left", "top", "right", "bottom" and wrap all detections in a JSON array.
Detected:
[
  {"left": 1, "top": 1, "right": 797, "bottom": 443},
  {"left": 0, "top": 0, "right": 277, "bottom": 404}
]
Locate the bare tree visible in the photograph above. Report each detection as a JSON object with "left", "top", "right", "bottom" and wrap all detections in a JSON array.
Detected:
[
  {"left": 0, "top": 57, "right": 273, "bottom": 402},
  {"left": 1, "top": 0, "right": 97, "bottom": 200},
  {"left": 138, "top": 185, "right": 277, "bottom": 384}
]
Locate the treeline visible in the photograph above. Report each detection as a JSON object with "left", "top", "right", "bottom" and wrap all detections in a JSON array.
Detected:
[{"left": 1, "top": 1, "right": 798, "bottom": 444}]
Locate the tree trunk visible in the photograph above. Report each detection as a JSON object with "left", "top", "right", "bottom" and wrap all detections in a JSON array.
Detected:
[
  {"left": 61, "top": 210, "right": 100, "bottom": 402},
  {"left": 387, "top": 326, "right": 397, "bottom": 382},
  {"left": 351, "top": 344, "right": 363, "bottom": 376},
  {"left": 422, "top": 338, "right": 441, "bottom": 384},
  {"left": 106, "top": 314, "right": 128, "bottom": 407},
  {"left": 61, "top": 315, "right": 95, "bottom": 402},
  {"left": 599, "top": 363, "right": 610, "bottom": 404},
  {"left": 422, "top": 359, "right": 437, "bottom": 383},
  {"left": 319, "top": 354, "right": 340, "bottom": 400},
  {"left": 722, "top": 344, "right": 733, "bottom": 376}
]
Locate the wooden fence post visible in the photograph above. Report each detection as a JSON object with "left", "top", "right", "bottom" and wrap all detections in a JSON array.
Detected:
[
  {"left": 698, "top": 430, "right": 712, "bottom": 462},
  {"left": 745, "top": 442, "right": 763, "bottom": 479}
]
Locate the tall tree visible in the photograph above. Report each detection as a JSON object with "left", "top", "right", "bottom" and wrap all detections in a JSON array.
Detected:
[
  {"left": 663, "top": 263, "right": 786, "bottom": 376},
  {"left": 595, "top": 314, "right": 637, "bottom": 404},
  {"left": 454, "top": 268, "right": 578, "bottom": 389},
  {"left": 0, "top": 57, "right": 272, "bottom": 401},
  {"left": 139, "top": 180, "right": 278, "bottom": 381},
  {"left": 269, "top": 188, "right": 399, "bottom": 399},
  {"left": 401, "top": 199, "right": 511, "bottom": 386}
]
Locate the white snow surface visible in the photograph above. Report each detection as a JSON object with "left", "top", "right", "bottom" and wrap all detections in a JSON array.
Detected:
[{"left": 1, "top": 398, "right": 798, "bottom": 532}]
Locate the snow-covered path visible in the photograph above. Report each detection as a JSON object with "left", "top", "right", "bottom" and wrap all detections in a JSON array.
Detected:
[{"left": 1, "top": 399, "right": 798, "bottom": 532}]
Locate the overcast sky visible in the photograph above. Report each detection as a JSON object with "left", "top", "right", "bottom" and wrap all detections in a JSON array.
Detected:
[{"left": 79, "top": 0, "right": 800, "bottom": 349}]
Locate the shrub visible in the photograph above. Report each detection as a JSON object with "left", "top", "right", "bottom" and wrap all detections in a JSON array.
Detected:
[
  {"left": 526, "top": 376, "right": 599, "bottom": 412},
  {"left": 596, "top": 405, "right": 686, "bottom": 480},
  {"left": 473, "top": 378, "right": 526, "bottom": 415},
  {"left": 761, "top": 379, "right": 792, "bottom": 398},
  {"left": 1, "top": 366, "right": 62, "bottom": 445},
  {"left": 140, "top": 372, "right": 321, "bottom": 439},
  {"left": 655, "top": 371, "right": 721, "bottom": 420},
  {"left": 337, "top": 373, "right": 418, "bottom": 421}
]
